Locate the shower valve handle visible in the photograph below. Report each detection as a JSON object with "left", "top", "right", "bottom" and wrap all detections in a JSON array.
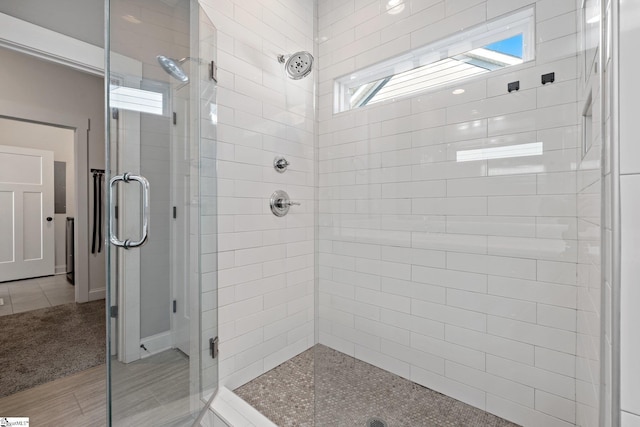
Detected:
[
  {"left": 270, "top": 190, "right": 299, "bottom": 217},
  {"left": 277, "top": 199, "right": 300, "bottom": 208}
]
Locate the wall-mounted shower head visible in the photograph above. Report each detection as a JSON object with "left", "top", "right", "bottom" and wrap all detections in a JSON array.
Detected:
[
  {"left": 278, "top": 51, "right": 314, "bottom": 80},
  {"left": 157, "top": 55, "right": 189, "bottom": 83}
]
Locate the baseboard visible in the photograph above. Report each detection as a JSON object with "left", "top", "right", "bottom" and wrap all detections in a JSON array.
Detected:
[
  {"left": 88, "top": 288, "right": 105, "bottom": 301},
  {"left": 55, "top": 264, "right": 66, "bottom": 275},
  {"left": 140, "top": 331, "right": 172, "bottom": 359}
]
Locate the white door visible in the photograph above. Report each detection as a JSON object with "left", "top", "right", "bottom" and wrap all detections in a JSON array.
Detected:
[{"left": 0, "top": 145, "right": 55, "bottom": 282}]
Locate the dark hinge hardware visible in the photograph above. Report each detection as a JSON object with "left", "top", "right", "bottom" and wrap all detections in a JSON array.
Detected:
[
  {"left": 210, "top": 61, "right": 217, "bottom": 82},
  {"left": 173, "top": 206, "right": 177, "bottom": 219},
  {"left": 110, "top": 306, "right": 118, "bottom": 318},
  {"left": 111, "top": 108, "right": 119, "bottom": 120},
  {"left": 173, "top": 112, "right": 177, "bottom": 125},
  {"left": 209, "top": 337, "right": 219, "bottom": 359},
  {"left": 173, "top": 299, "right": 177, "bottom": 313}
]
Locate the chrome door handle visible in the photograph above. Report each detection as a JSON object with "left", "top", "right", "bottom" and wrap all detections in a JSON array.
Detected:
[{"left": 109, "top": 172, "right": 150, "bottom": 249}]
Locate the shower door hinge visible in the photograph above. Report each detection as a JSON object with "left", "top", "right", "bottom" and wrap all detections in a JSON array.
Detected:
[
  {"left": 209, "top": 337, "right": 219, "bottom": 359},
  {"left": 173, "top": 112, "right": 177, "bottom": 125},
  {"left": 173, "top": 206, "right": 177, "bottom": 219},
  {"left": 112, "top": 108, "right": 119, "bottom": 120},
  {"left": 173, "top": 299, "right": 177, "bottom": 313},
  {"left": 210, "top": 61, "right": 217, "bottom": 82},
  {"left": 110, "top": 306, "right": 118, "bottom": 318}
]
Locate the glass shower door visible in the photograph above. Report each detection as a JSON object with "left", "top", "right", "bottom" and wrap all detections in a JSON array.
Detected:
[{"left": 106, "top": 1, "right": 218, "bottom": 425}]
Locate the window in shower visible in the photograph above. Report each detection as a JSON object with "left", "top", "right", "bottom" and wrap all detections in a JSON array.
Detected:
[
  {"left": 334, "top": 6, "right": 535, "bottom": 113},
  {"left": 109, "top": 79, "right": 169, "bottom": 116}
]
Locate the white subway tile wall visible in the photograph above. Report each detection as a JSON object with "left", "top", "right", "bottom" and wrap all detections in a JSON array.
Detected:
[
  {"left": 318, "top": 1, "right": 584, "bottom": 427},
  {"left": 200, "top": 0, "right": 316, "bottom": 389}
]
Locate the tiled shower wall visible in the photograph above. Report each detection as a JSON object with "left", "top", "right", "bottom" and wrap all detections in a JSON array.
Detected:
[
  {"left": 200, "top": 0, "right": 316, "bottom": 389},
  {"left": 317, "top": 1, "right": 582, "bottom": 426}
]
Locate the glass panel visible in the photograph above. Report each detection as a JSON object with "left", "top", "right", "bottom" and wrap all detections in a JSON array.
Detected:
[
  {"left": 106, "top": 1, "right": 217, "bottom": 425},
  {"left": 195, "top": 2, "right": 219, "bottom": 415}
]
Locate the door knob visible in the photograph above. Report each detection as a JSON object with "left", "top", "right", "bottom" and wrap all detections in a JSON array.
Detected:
[{"left": 46, "top": 217, "right": 53, "bottom": 222}]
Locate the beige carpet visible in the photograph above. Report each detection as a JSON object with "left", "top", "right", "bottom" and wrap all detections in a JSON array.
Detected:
[{"left": 0, "top": 300, "right": 105, "bottom": 397}]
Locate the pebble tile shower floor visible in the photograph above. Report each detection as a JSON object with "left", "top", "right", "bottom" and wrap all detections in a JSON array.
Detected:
[{"left": 234, "top": 345, "right": 520, "bottom": 427}]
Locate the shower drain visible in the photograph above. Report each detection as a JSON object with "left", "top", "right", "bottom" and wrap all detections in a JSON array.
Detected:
[{"left": 367, "top": 418, "right": 388, "bottom": 427}]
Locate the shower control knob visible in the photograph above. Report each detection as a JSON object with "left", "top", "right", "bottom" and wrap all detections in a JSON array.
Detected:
[
  {"left": 279, "top": 200, "right": 301, "bottom": 207},
  {"left": 270, "top": 190, "right": 300, "bottom": 217},
  {"left": 273, "top": 156, "right": 290, "bottom": 173}
]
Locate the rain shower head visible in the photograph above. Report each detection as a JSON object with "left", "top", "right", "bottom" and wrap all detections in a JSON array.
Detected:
[
  {"left": 278, "top": 51, "right": 314, "bottom": 80},
  {"left": 157, "top": 55, "right": 189, "bottom": 83}
]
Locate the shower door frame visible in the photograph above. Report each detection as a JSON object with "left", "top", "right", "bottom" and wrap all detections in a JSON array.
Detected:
[{"left": 105, "top": 1, "right": 219, "bottom": 424}]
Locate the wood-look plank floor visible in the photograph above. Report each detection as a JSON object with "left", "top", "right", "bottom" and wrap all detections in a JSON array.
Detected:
[
  {"left": 0, "top": 364, "right": 106, "bottom": 426},
  {"left": 111, "top": 349, "right": 194, "bottom": 426},
  {"left": 0, "top": 349, "right": 195, "bottom": 427}
]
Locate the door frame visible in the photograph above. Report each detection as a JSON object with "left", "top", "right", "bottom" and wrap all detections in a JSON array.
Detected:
[{"left": 0, "top": 13, "right": 98, "bottom": 302}]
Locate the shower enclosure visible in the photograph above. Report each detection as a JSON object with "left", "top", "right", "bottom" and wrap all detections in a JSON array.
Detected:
[
  {"left": 104, "top": 0, "right": 612, "bottom": 426},
  {"left": 106, "top": 0, "right": 217, "bottom": 424},
  {"left": 203, "top": 1, "right": 607, "bottom": 426}
]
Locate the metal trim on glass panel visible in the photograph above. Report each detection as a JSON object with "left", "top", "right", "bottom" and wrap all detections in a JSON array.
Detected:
[{"left": 109, "top": 172, "right": 150, "bottom": 249}]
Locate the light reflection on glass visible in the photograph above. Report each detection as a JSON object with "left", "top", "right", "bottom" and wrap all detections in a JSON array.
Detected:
[{"left": 209, "top": 104, "right": 218, "bottom": 124}]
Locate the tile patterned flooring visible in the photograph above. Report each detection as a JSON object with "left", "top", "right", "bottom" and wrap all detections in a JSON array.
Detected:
[
  {"left": 0, "top": 364, "right": 106, "bottom": 426},
  {"left": 0, "top": 274, "right": 75, "bottom": 316},
  {"left": 0, "top": 277, "right": 196, "bottom": 426},
  {"left": 111, "top": 349, "right": 195, "bottom": 427},
  {"left": 0, "top": 350, "right": 195, "bottom": 427},
  {"left": 235, "top": 345, "right": 521, "bottom": 427}
]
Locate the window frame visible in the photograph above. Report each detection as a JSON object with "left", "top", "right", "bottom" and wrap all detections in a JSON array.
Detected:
[{"left": 334, "top": 6, "right": 536, "bottom": 113}]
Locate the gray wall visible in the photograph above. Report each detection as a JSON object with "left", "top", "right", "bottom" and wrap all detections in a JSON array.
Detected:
[
  {"left": 139, "top": 114, "right": 171, "bottom": 338},
  {"left": 0, "top": 0, "right": 103, "bottom": 47},
  {"left": 0, "top": 46, "right": 105, "bottom": 300}
]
